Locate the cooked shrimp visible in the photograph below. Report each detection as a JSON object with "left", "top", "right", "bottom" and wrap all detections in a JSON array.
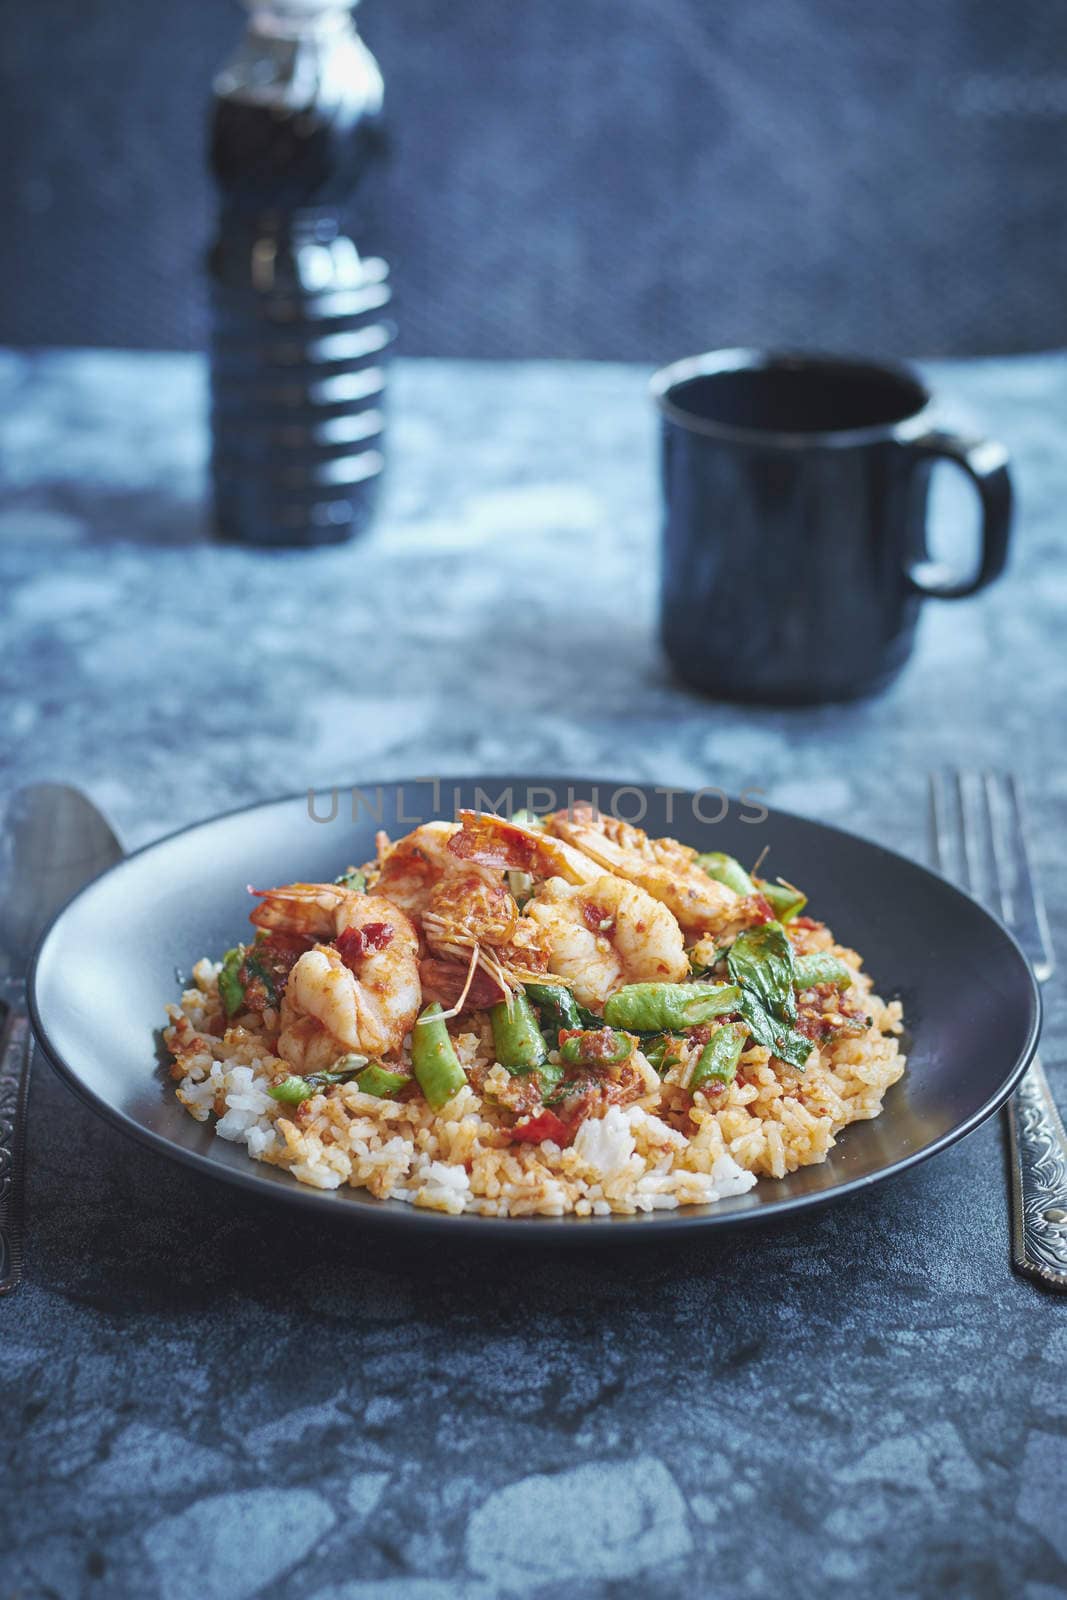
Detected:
[
  {"left": 421, "top": 870, "right": 546, "bottom": 982},
  {"left": 424, "top": 870, "right": 518, "bottom": 951},
  {"left": 448, "top": 809, "right": 600, "bottom": 885},
  {"left": 356, "top": 821, "right": 552, "bottom": 1012},
  {"left": 250, "top": 880, "right": 366, "bottom": 941},
  {"left": 546, "top": 805, "right": 738, "bottom": 937},
  {"left": 370, "top": 821, "right": 497, "bottom": 919},
  {"left": 250, "top": 885, "right": 421, "bottom": 1068},
  {"left": 524, "top": 873, "right": 688, "bottom": 1008},
  {"left": 415, "top": 873, "right": 544, "bottom": 1019}
]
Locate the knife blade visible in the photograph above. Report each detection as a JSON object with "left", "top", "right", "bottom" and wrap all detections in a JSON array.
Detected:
[{"left": 0, "top": 784, "right": 124, "bottom": 1295}]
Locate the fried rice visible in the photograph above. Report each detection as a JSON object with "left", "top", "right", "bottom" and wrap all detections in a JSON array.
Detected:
[{"left": 164, "top": 815, "right": 905, "bottom": 1218}]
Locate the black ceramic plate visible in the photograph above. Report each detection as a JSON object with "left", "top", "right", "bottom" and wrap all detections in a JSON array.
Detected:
[{"left": 29, "top": 777, "right": 1041, "bottom": 1238}]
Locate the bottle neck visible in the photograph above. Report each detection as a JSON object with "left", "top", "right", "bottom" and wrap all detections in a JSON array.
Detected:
[
  {"left": 240, "top": 0, "right": 358, "bottom": 41},
  {"left": 210, "top": 0, "right": 385, "bottom": 224},
  {"left": 213, "top": 1, "right": 380, "bottom": 115}
]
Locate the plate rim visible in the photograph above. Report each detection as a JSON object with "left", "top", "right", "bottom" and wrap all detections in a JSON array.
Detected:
[{"left": 27, "top": 775, "right": 1043, "bottom": 1239}]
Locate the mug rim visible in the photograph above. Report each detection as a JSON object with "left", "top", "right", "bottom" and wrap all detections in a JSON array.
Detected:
[{"left": 650, "top": 347, "right": 932, "bottom": 449}]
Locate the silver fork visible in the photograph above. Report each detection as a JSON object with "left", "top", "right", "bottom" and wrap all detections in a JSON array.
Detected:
[{"left": 930, "top": 771, "right": 1067, "bottom": 1291}]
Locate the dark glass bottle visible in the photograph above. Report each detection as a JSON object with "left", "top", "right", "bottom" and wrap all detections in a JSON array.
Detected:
[{"left": 208, "top": 0, "right": 392, "bottom": 546}]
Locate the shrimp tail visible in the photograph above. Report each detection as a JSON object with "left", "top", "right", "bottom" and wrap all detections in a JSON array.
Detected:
[{"left": 249, "top": 882, "right": 346, "bottom": 938}]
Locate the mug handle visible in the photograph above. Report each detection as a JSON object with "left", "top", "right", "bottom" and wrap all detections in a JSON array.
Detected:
[{"left": 904, "top": 430, "right": 1013, "bottom": 599}]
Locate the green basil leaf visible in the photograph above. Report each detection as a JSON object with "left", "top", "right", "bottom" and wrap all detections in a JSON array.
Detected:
[
  {"left": 727, "top": 921, "right": 797, "bottom": 1021},
  {"left": 737, "top": 991, "right": 813, "bottom": 1072}
]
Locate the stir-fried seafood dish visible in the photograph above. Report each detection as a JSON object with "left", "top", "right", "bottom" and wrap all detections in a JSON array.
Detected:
[{"left": 165, "top": 808, "right": 905, "bottom": 1216}]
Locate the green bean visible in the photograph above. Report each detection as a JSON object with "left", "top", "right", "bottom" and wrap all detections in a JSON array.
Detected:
[
  {"left": 269, "top": 1076, "right": 312, "bottom": 1105},
  {"left": 559, "top": 1029, "right": 634, "bottom": 1067},
  {"left": 691, "top": 1023, "right": 747, "bottom": 1090},
  {"left": 696, "top": 852, "right": 755, "bottom": 897},
  {"left": 218, "top": 945, "right": 246, "bottom": 1018},
  {"left": 329, "top": 1053, "right": 370, "bottom": 1076},
  {"left": 643, "top": 1033, "right": 686, "bottom": 1076},
  {"left": 412, "top": 1002, "right": 468, "bottom": 1108},
  {"left": 793, "top": 952, "right": 853, "bottom": 991},
  {"left": 268, "top": 1054, "right": 374, "bottom": 1104},
  {"left": 354, "top": 1064, "right": 409, "bottom": 1098},
  {"left": 537, "top": 1057, "right": 566, "bottom": 1097},
  {"left": 758, "top": 878, "right": 807, "bottom": 922},
  {"left": 490, "top": 991, "right": 548, "bottom": 1073},
  {"left": 603, "top": 982, "right": 741, "bottom": 1032}
]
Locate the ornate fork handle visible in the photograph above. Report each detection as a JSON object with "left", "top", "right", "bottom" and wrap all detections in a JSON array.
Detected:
[
  {"left": 0, "top": 1002, "right": 31, "bottom": 1296},
  {"left": 1008, "top": 1058, "right": 1067, "bottom": 1291}
]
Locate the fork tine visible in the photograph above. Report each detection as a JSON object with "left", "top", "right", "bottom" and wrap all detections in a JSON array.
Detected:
[
  {"left": 934, "top": 768, "right": 1056, "bottom": 982},
  {"left": 963, "top": 768, "right": 1005, "bottom": 907},
  {"left": 1000, "top": 774, "right": 1055, "bottom": 982},
  {"left": 970, "top": 768, "right": 1006, "bottom": 910},
  {"left": 931, "top": 770, "right": 1064, "bottom": 1291},
  {"left": 936, "top": 768, "right": 984, "bottom": 894},
  {"left": 929, "top": 771, "right": 958, "bottom": 882},
  {"left": 953, "top": 774, "right": 979, "bottom": 902},
  {"left": 982, "top": 771, "right": 1014, "bottom": 926},
  {"left": 929, "top": 772, "right": 943, "bottom": 871}
]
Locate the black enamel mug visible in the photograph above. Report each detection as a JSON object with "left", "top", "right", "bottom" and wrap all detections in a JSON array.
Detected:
[{"left": 652, "top": 349, "right": 1014, "bottom": 704}]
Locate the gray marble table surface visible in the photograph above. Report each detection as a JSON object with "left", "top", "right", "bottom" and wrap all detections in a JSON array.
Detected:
[{"left": 1, "top": 348, "right": 1065, "bottom": 1600}]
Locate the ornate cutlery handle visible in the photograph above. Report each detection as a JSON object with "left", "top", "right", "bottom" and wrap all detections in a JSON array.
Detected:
[
  {"left": 1008, "top": 1059, "right": 1067, "bottom": 1292},
  {"left": 0, "top": 1004, "right": 31, "bottom": 1296}
]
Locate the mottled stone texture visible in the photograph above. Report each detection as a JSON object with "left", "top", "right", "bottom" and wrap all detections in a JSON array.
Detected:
[
  {"left": 1, "top": 350, "right": 1066, "bottom": 1598},
  {"left": 4, "top": 0, "right": 1067, "bottom": 357}
]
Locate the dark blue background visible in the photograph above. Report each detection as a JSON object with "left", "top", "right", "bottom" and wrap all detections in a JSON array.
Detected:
[
  {"left": 4, "top": 0, "right": 1067, "bottom": 359},
  {"left": 3, "top": 345, "right": 1067, "bottom": 1597}
]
